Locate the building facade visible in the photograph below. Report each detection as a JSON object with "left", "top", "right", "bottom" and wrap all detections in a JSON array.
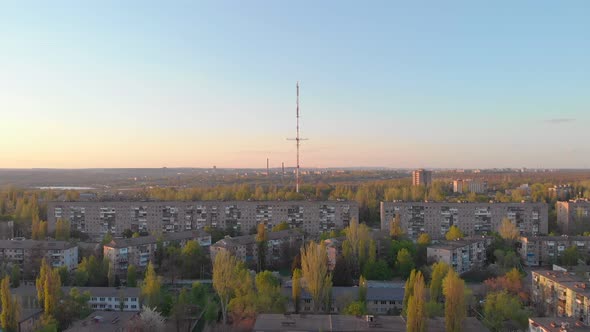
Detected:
[
  {"left": 426, "top": 237, "right": 490, "bottom": 274},
  {"left": 0, "top": 239, "right": 78, "bottom": 272},
  {"left": 48, "top": 200, "right": 358, "bottom": 238},
  {"left": 103, "top": 230, "right": 211, "bottom": 275},
  {"left": 557, "top": 199, "right": 590, "bottom": 235},
  {"left": 453, "top": 179, "right": 487, "bottom": 194},
  {"left": 15, "top": 286, "right": 141, "bottom": 312},
  {"left": 210, "top": 229, "right": 303, "bottom": 269},
  {"left": 531, "top": 270, "right": 590, "bottom": 325},
  {"left": 412, "top": 169, "right": 432, "bottom": 187},
  {"left": 380, "top": 201, "right": 548, "bottom": 239},
  {"left": 519, "top": 236, "right": 590, "bottom": 266}
]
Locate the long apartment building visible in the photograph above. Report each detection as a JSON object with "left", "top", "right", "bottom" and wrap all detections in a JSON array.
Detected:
[
  {"left": 103, "top": 230, "right": 211, "bottom": 275},
  {"left": 48, "top": 201, "right": 358, "bottom": 238},
  {"left": 532, "top": 270, "right": 590, "bottom": 324},
  {"left": 519, "top": 235, "right": 590, "bottom": 266},
  {"left": 557, "top": 199, "right": 590, "bottom": 235},
  {"left": 0, "top": 239, "right": 78, "bottom": 272},
  {"left": 380, "top": 201, "right": 548, "bottom": 239},
  {"left": 210, "top": 229, "right": 304, "bottom": 269},
  {"left": 426, "top": 237, "right": 491, "bottom": 274}
]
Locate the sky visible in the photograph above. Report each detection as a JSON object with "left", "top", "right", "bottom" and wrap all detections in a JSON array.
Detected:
[{"left": 1, "top": 1, "right": 589, "bottom": 169}]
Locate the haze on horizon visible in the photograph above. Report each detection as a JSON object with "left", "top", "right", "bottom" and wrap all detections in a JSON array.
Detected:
[{"left": 1, "top": 1, "right": 589, "bottom": 169}]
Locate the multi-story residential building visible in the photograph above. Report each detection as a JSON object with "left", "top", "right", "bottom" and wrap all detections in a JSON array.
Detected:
[
  {"left": 529, "top": 317, "right": 590, "bottom": 332},
  {"left": 14, "top": 285, "right": 141, "bottom": 312},
  {"left": 380, "top": 201, "right": 548, "bottom": 239},
  {"left": 48, "top": 200, "right": 358, "bottom": 238},
  {"left": 453, "top": 179, "right": 487, "bottom": 194},
  {"left": 518, "top": 235, "right": 590, "bottom": 266},
  {"left": 209, "top": 229, "right": 303, "bottom": 269},
  {"left": 426, "top": 237, "right": 490, "bottom": 274},
  {"left": 531, "top": 270, "right": 590, "bottom": 325},
  {"left": 557, "top": 199, "right": 590, "bottom": 235},
  {"left": 103, "top": 230, "right": 211, "bottom": 275},
  {"left": 549, "top": 185, "right": 574, "bottom": 201},
  {"left": 0, "top": 239, "right": 78, "bottom": 272},
  {"left": 412, "top": 169, "right": 432, "bottom": 187}
]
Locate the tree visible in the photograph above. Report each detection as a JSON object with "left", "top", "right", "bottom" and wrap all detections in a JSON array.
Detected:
[
  {"left": 300, "top": 241, "right": 332, "bottom": 313},
  {"left": 396, "top": 248, "right": 415, "bottom": 278},
  {"left": 1, "top": 276, "right": 19, "bottom": 332},
  {"left": 561, "top": 245, "right": 580, "bottom": 266},
  {"left": 271, "top": 221, "right": 290, "bottom": 232},
  {"left": 332, "top": 257, "right": 354, "bottom": 286},
  {"left": 141, "top": 262, "right": 161, "bottom": 308},
  {"left": 390, "top": 214, "right": 404, "bottom": 238},
  {"left": 36, "top": 258, "right": 61, "bottom": 316},
  {"left": 55, "top": 218, "right": 70, "bottom": 241},
  {"left": 484, "top": 268, "right": 526, "bottom": 301},
  {"left": 402, "top": 270, "right": 416, "bottom": 316},
  {"left": 181, "top": 240, "right": 205, "bottom": 278},
  {"left": 130, "top": 306, "right": 165, "bottom": 332},
  {"left": 213, "top": 250, "right": 239, "bottom": 324},
  {"left": 127, "top": 265, "right": 137, "bottom": 287},
  {"left": 228, "top": 263, "right": 256, "bottom": 321},
  {"left": 10, "top": 265, "right": 20, "bottom": 288},
  {"left": 417, "top": 233, "right": 431, "bottom": 246},
  {"left": 406, "top": 271, "right": 427, "bottom": 332},
  {"left": 363, "top": 260, "right": 393, "bottom": 280},
  {"left": 342, "top": 301, "right": 366, "bottom": 315},
  {"left": 255, "top": 271, "right": 286, "bottom": 313},
  {"left": 359, "top": 276, "right": 367, "bottom": 303},
  {"left": 498, "top": 218, "right": 520, "bottom": 241},
  {"left": 442, "top": 269, "right": 466, "bottom": 332},
  {"left": 483, "top": 291, "right": 530, "bottom": 332},
  {"left": 256, "top": 223, "right": 268, "bottom": 271},
  {"left": 292, "top": 268, "right": 302, "bottom": 314},
  {"left": 122, "top": 229, "right": 133, "bottom": 238},
  {"left": 445, "top": 225, "right": 464, "bottom": 240},
  {"left": 429, "top": 261, "right": 450, "bottom": 302}
]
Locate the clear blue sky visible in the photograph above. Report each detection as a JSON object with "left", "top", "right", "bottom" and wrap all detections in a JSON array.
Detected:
[{"left": 1, "top": 1, "right": 589, "bottom": 168}]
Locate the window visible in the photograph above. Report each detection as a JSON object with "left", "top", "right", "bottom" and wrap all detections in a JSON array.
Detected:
[
  {"left": 374, "top": 301, "right": 378, "bottom": 304},
  {"left": 131, "top": 305, "right": 137, "bottom": 309},
  {"left": 389, "top": 301, "right": 395, "bottom": 305},
  {"left": 381, "top": 301, "right": 387, "bottom": 305},
  {"left": 100, "top": 297, "right": 105, "bottom": 301}
]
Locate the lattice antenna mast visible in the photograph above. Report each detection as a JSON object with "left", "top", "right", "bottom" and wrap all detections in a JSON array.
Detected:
[{"left": 287, "top": 82, "right": 308, "bottom": 193}]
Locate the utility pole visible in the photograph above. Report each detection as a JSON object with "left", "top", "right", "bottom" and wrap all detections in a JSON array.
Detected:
[{"left": 287, "top": 82, "right": 308, "bottom": 193}]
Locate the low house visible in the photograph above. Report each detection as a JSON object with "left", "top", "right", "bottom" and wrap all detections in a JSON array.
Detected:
[{"left": 427, "top": 237, "right": 490, "bottom": 274}]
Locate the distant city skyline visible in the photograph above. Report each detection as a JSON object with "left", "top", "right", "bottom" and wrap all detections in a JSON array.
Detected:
[{"left": 1, "top": 1, "right": 589, "bottom": 169}]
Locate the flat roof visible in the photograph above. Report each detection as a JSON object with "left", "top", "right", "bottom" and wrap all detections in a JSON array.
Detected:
[
  {"left": 533, "top": 270, "right": 590, "bottom": 298},
  {"left": 64, "top": 311, "right": 138, "bottom": 332},
  {"left": 253, "top": 314, "right": 489, "bottom": 332},
  {"left": 0, "top": 239, "right": 76, "bottom": 250},
  {"left": 13, "top": 285, "right": 140, "bottom": 298},
  {"left": 106, "top": 230, "right": 209, "bottom": 248},
  {"left": 529, "top": 317, "right": 590, "bottom": 331},
  {"left": 212, "top": 229, "right": 303, "bottom": 248},
  {"left": 428, "top": 238, "right": 486, "bottom": 250}
]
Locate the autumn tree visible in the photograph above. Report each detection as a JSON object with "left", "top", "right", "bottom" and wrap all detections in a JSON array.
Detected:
[
  {"left": 1, "top": 276, "right": 19, "bottom": 332},
  {"left": 140, "top": 262, "right": 161, "bottom": 308},
  {"left": 498, "top": 218, "right": 519, "bottom": 241},
  {"left": 390, "top": 214, "right": 404, "bottom": 238},
  {"left": 359, "top": 276, "right": 367, "bottom": 303},
  {"left": 292, "top": 268, "right": 302, "bottom": 313},
  {"left": 417, "top": 233, "right": 431, "bottom": 246},
  {"left": 228, "top": 264, "right": 256, "bottom": 321},
  {"left": 396, "top": 248, "right": 415, "bottom": 278},
  {"left": 300, "top": 241, "right": 332, "bottom": 313},
  {"left": 256, "top": 223, "right": 268, "bottom": 271},
  {"left": 55, "top": 218, "right": 71, "bottom": 241},
  {"left": 36, "top": 258, "right": 61, "bottom": 316},
  {"left": 181, "top": 240, "right": 206, "bottom": 278},
  {"left": 484, "top": 268, "right": 526, "bottom": 301},
  {"left": 443, "top": 269, "right": 466, "bottom": 332},
  {"left": 429, "top": 261, "right": 450, "bottom": 302},
  {"left": 406, "top": 271, "right": 427, "bottom": 332},
  {"left": 445, "top": 225, "right": 464, "bottom": 240},
  {"left": 213, "top": 250, "right": 239, "bottom": 324},
  {"left": 343, "top": 218, "right": 371, "bottom": 277},
  {"left": 127, "top": 265, "right": 137, "bottom": 287},
  {"left": 402, "top": 270, "right": 416, "bottom": 316},
  {"left": 271, "top": 221, "right": 290, "bottom": 232},
  {"left": 10, "top": 265, "right": 20, "bottom": 288},
  {"left": 255, "top": 271, "right": 286, "bottom": 313},
  {"left": 483, "top": 291, "right": 530, "bottom": 331}
]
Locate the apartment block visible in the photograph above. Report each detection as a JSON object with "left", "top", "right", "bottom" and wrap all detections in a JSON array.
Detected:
[
  {"left": 103, "top": 230, "right": 211, "bottom": 275},
  {"left": 412, "top": 169, "right": 432, "bottom": 187},
  {"left": 210, "top": 229, "right": 303, "bottom": 269},
  {"left": 529, "top": 317, "right": 590, "bottom": 332},
  {"left": 0, "top": 239, "right": 78, "bottom": 272},
  {"left": 427, "top": 237, "right": 490, "bottom": 274},
  {"left": 557, "top": 200, "right": 590, "bottom": 235},
  {"left": 453, "top": 179, "right": 487, "bottom": 194},
  {"left": 15, "top": 285, "right": 141, "bottom": 312},
  {"left": 48, "top": 200, "right": 358, "bottom": 238},
  {"left": 531, "top": 270, "right": 590, "bottom": 325},
  {"left": 380, "top": 201, "right": 548, "bottom": 239},
  {"left": 549, "top": 185, "right": 574, "bottom": 201},
  {"left": 519, "top": 236, "right": 590, "bottom": 266}
]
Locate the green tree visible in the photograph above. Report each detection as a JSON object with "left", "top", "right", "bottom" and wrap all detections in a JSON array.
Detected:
[
  {"left": 255, "top": 271, "right": 286, "bottom": 313},
  {"left": 10, "top": 265, "right": 20, "bottom": 288},
  {"left": 417, "top": 233, "right": 431, "bottom": 246},
  {"left": 271, "top": 221, "right": 290, "bottom": 232},
  {"left": 406, "top": 271, "right": 427, "bottom": 332},
  {"left": 359, "top": 276, "right": 367, "bottom": 303},
  {"left": 445, "top": 225, "right": 464, "bottom": 240},
  {"left": 342, "top": 301, "right": 366, "bottom": 315},
  {"left": 292, "top": 268, "right": 302, "bottom": 314},
  {"left": 442, "top": 269, "right": 466, "bottom": 332},
  {"left": 127, "top": 265, "right": 137, "bottom": 287},
  {"left": 1, "top": 276, "right": 19, "bottom": 332},
  {"left": 363, "top": 260, "right": 393, "bottom": 280},
  {"left": 181, "top": 240, "right": 205, "bottom": 278},
  {"left": 300, "top": 241, "right": 332, "bottom": 313},
  {"left": 561, "top": 245, "right": 580, "bottom": 266},
  {"left": 213, "top": 250, "right": 239, "bottom": 324},
  {"left": 55, "top": 218, "right": 71, "bottom": 241},
  {"left": 390, "top": 214, "right": 404, "bottom": 238},
  {"left": 122, "top": 229, "right": 133, "bottom": 238},
  {"left": 396, "top": 248, "right": 415, "bottom": 278},
  {"left": 483, "top": 291, "right": 530, "bottom": 331},
  {"left": 429, "top": 261, "right": 450, "bottom": 302},
  {"left": 140, "top": 262, "right": 161, "bottom": 308},
  {"left": 256, "top": 223, "right": 268, "bottom": 271}
]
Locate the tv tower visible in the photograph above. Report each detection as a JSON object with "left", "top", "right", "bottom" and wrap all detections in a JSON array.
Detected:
[{"left": 287, "top": 82, "right": 307, "bottom": 193}]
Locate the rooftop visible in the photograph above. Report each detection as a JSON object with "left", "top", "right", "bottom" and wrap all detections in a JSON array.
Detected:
[
  {"left": 64, "top": 311, "right": 138, "bottom": 332},
  {"left": 0, "top": 239, "right": 76, "bottom": 250},
  {"left": 253, "top": 314, "right": 489, "bottom": 332},
  {"left": 521, "top": 235, "right": 590, "bottom": 242},
  {"left": 533, "top": 270, "right": 590, "bottom": 298},
  {"left": 106, "top": 230, "right": 209, "bottom": 249},
  {"left": 529, "top": 317, "right": 590, "bottom": 332},
  {"left": 13, "top": 285, "right": 140, "bottom": 298},
  {"left": 212, "top": 229, "right": 303, "bottom": 248},
  {"left": 428, "top": 238, "right": 487, "bottom": 251}
]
